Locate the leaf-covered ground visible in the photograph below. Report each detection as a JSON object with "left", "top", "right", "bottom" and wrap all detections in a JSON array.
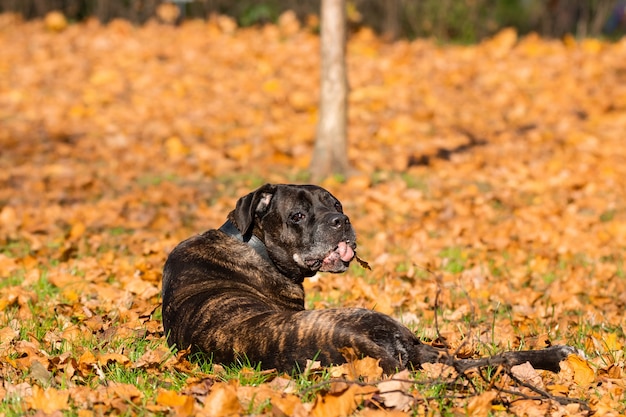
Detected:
[{"left": 1, "top": 12, "right": 625, "bottom": 416}]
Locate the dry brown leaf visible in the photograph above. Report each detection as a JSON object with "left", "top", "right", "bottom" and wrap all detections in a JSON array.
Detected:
[
  {"left": 508, "top": 398, "right": 551, "bottom": 417},
  {"left": 330, "top": 352, "right": 383, "bottom": 381},
  {"left": 311, "top": 384, "right": 376, "bottom": 417},
  {"left": 44, "top": 11, "right": 67, "bottom": 32},
  {"left": 561, "top": 354, "right": 596, "bottom": 387},
  {"left": 236, "top": 384, "right": 302, "bottom": 416},
  {"left": 377, "top": 369, "right": 413, "bottom": 411},
  {"left": 156, "top": 389, "right": 191, "bottom": 407},
  {"left": 420, "top": 362, "right": 458, "bottom": 380},
  {"left": 271, "top": 393, "right": 303, "bottom": 416},
  {"left": 77, "top": 409, "right": 95, "bottom": 417},
  {"left": 13, "top": 341, "right": 49, "bottom": 371},
  {"left": 28, "top": 385, "right": 69, "bottom": 414},
  {"left": 202, "top": 382, "right": 243, "bottom": 416},
  {"left": 0, "top": 326, "right": 18, "bottom": 354},
  {"left": 29, "top": 360, "right": 53, "bottom": 386},
  {"left": 358, "top": 409, "right": 408, "bottom": 417},
  {"left": 98, "top": 352, "right": 130, "bottom": 366},
  {"left": 156, "top": 389, "right": 195, "bottom": 415},
  {"left": 121, "top": 276, "right": 160, "bottom": 300},
  {"left": 546, "top": 384, "right": 569, "bottom": 396},
  {"left": 132, "top": 347, "right": 173, "bottom": 369},
  {"left": 106, "top": 381, "right": 143, "bottom": 400},
  {"left": 510, "top": 361, "right": 544, "bottom": 389},
  {"left": 465, "top": 390, "right": 498, "bottom": 416},
  {"left": 267, "top": 376, "right": 298, "bottom": 394}
]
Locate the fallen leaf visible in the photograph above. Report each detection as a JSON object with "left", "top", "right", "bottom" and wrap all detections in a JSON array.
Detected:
[
  {"left": 133, "top": 347, "right": 173, "bottom": 369},
  {"left": 0, "top": 326, "right": 19, "bottom": 354},
  {"left": 420, "top": 362, "right": 458, "bottom": 380},
  {"left": 508, "top": 398, "right": 551, "bottom": 417},
  {"left": 156, "top": 389, "right": 195, "bottom": 415},
  {"left": 202, "top": 382, "right": 243, "bottom": 416},
  {"left": 358, "top": 409, "right": 408, "bottom": 417},
  {"left": 546, "top": 384, "right": 569, "bottom": 396},
  {"left": 311, "top": 384, "right": 376, "bottom": 417},
  {"left": 511, "top": 361, "right": 544, "bottom": 389},
  {"left": 561, "top": 354, "right": 595, "bottom": 387},
  {"left": 29, "top": 361, "right": 53, "bottom": 386},
  {"left": 44, "top": 10, "right": 68, "bottom": 32},
  {"left": 465, "top": 390, "right": 498, "bottom": 416},
  {"left": 98, "top": 352, "right": 130, "bottom": 366},
  {"left": 602, "top": 333, "right": 623, "bottom": 352},
  {"left": 377, "top": 369, "right": 413, "bottom": 411},
  {"left": 330, "top": 352, "right": 382, "bottom": 381},
  {"left": 28, "top": 385, "right": 69, "bottom": 414},
  {"left": 156, "top": 389, "right": 190, "bottom": 407}
]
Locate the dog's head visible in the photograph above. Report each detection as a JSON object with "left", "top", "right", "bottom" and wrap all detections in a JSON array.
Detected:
[{"left": 227, "top": 183, "right": 357, "bottom": 281}]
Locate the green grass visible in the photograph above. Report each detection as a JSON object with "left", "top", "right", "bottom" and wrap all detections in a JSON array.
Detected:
[
  {"left": 102, "top": 361, "right": 188, "bottom": 397},
  {"left": 0, "top": 270, "right": 24, "bottom": 288},
  {"left": 109, "top": 226, "right": 135, "bottom": 236},
  {"left": 305, "top": 288, "right": 351, "bottom": 309},
  {"left": 0, "top": 398, "right": 27, "bottom": 417},
  {"left": 136, "top": 173, "right": 180, "bottom": 187},
  {"left": 1, "top": 239, "right": 32, "bottom": 258},
  {"left": 400, "top": 172, "right": 429, "bottom": 193},
  {"left": 439, "top": 246, "right": 467, "bottom": 274},
  {"left": 599, "top": 209, "right": 615, "bottom": 222},
  {"left": 541, "top": 271, "right": 558, "bottom": 285},
  {"left": 213, "top": 172, "right": 269, "bottom": 194},
  {"left": 1, "top": 223, "right": 625, "bottom": 415},
  {"left": 369, "top": 171, "right": 430, "bottom": 195},
  {"left": 219, "top": 356, "right": 275, "bottom": 386}
]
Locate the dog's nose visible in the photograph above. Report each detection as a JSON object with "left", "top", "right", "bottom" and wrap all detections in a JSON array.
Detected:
[{"left": 328, "top": 213, "right": 349, "bottom": 230}]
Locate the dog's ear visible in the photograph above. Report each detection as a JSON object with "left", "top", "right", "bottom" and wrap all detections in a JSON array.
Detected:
[{"left": 230, "top": 183, "right": 276, "bottom": 236}]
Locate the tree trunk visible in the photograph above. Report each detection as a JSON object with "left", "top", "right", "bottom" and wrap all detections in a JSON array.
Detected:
[
  {"left": 310, "top": 0, "right": 350, "bottom": 181},
  {"left": 590, "top": 0, "right": 615, "bottom": 37},
  {"left": 383, "top": 0, "right": 400, "bottom": 41}
]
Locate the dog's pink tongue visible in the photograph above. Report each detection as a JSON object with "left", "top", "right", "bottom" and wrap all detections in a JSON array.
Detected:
[{"left": 337, "top": 241, "right": 354, "bottom": 262}]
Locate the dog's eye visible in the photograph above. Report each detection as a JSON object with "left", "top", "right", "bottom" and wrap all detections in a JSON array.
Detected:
[
  {"left": 334, "top": 202, "right": 343, "bottom": 212},
  {"left": 290, "top": 212, "right": 305, "bottom": 223}
]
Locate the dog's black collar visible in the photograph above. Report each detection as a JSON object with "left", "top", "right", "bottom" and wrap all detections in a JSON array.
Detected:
[{"left": 219, "top": 220, "right": 272, "bottom": 265}]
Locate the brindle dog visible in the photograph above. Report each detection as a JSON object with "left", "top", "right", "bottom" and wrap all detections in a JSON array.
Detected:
[{"left": 162, "top": 184, "right": 576, "bottom": 373}]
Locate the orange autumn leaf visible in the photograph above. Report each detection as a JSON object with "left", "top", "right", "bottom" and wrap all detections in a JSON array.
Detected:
[
  {"left": 377, "top": 369, "right": 414, "bottom": 411},
  {"left": 78, "top": 350, "right": 97, "bottom": 367},
  {"left": 509, "top": 399, "right": 551, "bottom": 416},
  {"left": 156, "top": 389, "right": 194, "bottom": 409},
  {"left": 465, "top": 390, "right": 498, "bottom": 417},
  {"left": 132, "top": 347, "right": 173, "bottom": 369},
  {"left": 311, "top": 384, "right": 377, "bottom": 417},
  {"left": 0, "top": 326, "right": 19, "bottom": 355},
  {"left": 165, "top": 136, "right": 190, "bottom": 158},
  {"left": 98, "top": 352, "right": 131, "bottom": 366},
  {"left": 44, "top": 11, "right": 68, "bottom": 32},
  {"left": 330, "top": 350, "right": 383, "bottom": 381},
  {"left": 511, "top": 362, "right": 544, "bottom": 389},
  {"left": 106, "top": 382, "right": 143, "bottom": 401},
  {"left": 28, "top": 385, "right": 69, "bottom": 414},
  {"left": 546, "top": 384, "right": 569, "bottom": 396},
  {"left": 562, "top": 354, "right": 595, "bottom": 387},
  {"left": 237, "top": 385, "right": 302, "bottom": 416},
  {"left": 202, "top": 382, "right": 243, "bottom": 416}
]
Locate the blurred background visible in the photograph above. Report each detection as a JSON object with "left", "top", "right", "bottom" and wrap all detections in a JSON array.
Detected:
[{"left": 2, "top": 0, "right": 626, "bottom": 41}]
